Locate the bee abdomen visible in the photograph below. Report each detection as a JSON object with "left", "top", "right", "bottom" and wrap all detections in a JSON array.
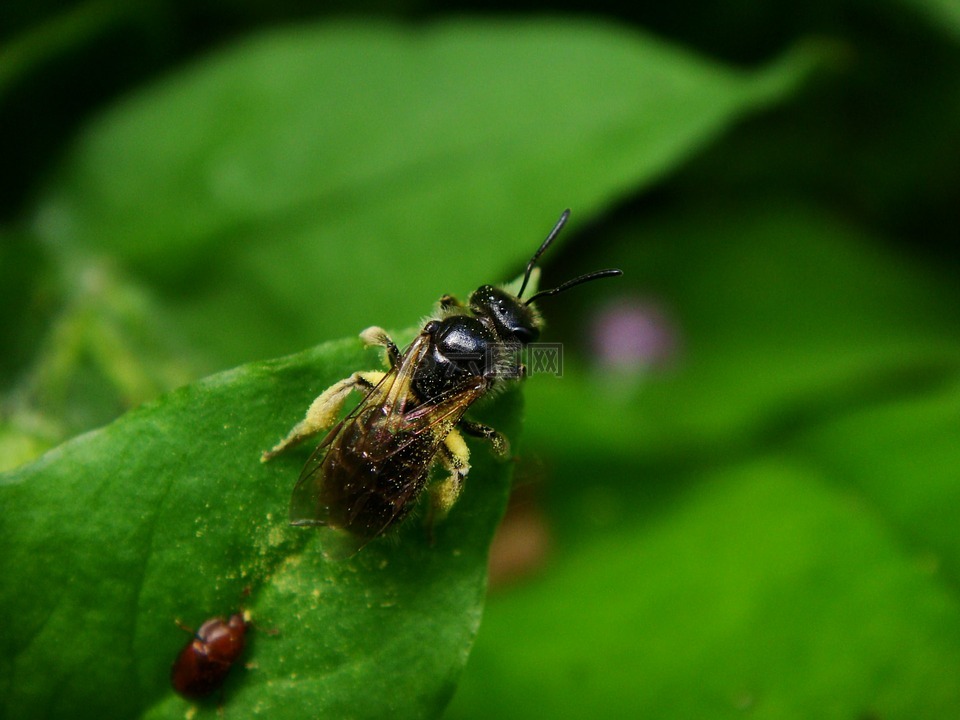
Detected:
[{"left": 320, "top": 430, "right": 431, "bottom": 540}]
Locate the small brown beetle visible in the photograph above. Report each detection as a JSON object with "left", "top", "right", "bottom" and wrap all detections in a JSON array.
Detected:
[{"left": 171, "top": 612, "right": 249, "bottom": 699}]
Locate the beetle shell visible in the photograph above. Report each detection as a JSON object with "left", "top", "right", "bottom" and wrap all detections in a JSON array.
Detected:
[{"left": 171, "top": 612, "right": 248, "bottom": 699}]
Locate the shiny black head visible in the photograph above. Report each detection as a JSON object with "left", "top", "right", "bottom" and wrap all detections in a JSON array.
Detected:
[
  {"left": 470, "top": 209, "right": 623, "bottom": 345},
  {"left": 469, "top": 285, "right": 541, "bottom": 344}
]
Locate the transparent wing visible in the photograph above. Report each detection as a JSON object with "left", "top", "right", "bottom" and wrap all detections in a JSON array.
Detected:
[
  {"left": 288, "top": 331, "right": 489, "bottom": 556},
  {"left": 289, "top": 332, "right": 432, "bottom": 527}
]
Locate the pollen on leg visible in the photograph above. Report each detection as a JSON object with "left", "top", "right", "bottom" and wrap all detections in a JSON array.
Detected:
[
  {"left": 460, "top": 420, "right": 510, "bottom": 459},
  {"left": 359, "top": 326, "right": 400, "bottom": 367},
  {"left": 359, "top": 326, "right": 390, "bottom": 346},
  {"left": 445, "top": 428, "right": 470, "bottom": 470},
  {"left": 260, "top": 370, "right": 385, "bottom": 462},
  {"left": 430, "top": 429, "right": 472, "bottom": 519}
]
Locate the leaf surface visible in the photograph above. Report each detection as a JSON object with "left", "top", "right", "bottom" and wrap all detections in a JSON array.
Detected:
[
  {"left": 0, "top": 335, "right": 521, "bottom": 719},
  {"left": 34, "top": 20, "right": 820, "bottom": 366}
]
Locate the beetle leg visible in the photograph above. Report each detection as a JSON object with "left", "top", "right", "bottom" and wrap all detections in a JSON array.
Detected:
[
  {"left": 460, "top": 419, "right": 510, "bottom": 459},
  {"left": 261, "top": 370, "right": 385, "bottom": 462}
]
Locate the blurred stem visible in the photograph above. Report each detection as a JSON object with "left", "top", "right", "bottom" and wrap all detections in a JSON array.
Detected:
[{"left": 2, "top": 255, "right": 193, "bottom": 466}]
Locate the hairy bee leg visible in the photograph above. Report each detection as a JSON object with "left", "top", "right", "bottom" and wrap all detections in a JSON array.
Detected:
[
  {"left": 262, "top": 324, "right": 395, "bottom": 462},
  {"left": 460, "top": 420, "right": 510, "bottom": 459},
  {"left": 260, "top": 370, "right": 385, "bottom": 462},
  {"left": 359, "top": 326, "right": 400, "bottom": 368},
  {"left": 429, "top": 428, "right": 472, "bottom": 523},
  {"left": 437, "top": 294, "right": 463, "bottom": 309}
]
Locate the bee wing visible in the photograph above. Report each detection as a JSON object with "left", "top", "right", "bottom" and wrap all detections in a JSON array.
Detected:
[
  {"left": 293, "top": 375, "right": 488, "bottom": 559},
  {"left": 324, "top": 375, "right": 488, "bottom": 559},
  {"left": 289, "top": 333, "right": 433, "bottom": 527},
  {"left": 377, "top": 375, "right": 488, "bottom": 459},
  {"left": 290, "top": 331, "right": 490, "bottom": 555}
]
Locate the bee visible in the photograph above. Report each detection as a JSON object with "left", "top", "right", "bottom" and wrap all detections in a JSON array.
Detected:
[{"left": 262, "top": 210, "right": 621, "bottom": 557}]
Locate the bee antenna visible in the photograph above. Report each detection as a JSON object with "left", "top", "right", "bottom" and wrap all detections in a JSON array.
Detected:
[
  {"left": 518, "top": 209, "right": 571, "bottom": 299},
  {"left": 524, "top": 268, "right": 623, "bottom": 305}
]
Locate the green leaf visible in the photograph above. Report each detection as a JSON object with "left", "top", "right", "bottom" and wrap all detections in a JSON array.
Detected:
[
  {"left": 796, "top": 376, "right": 960, "bottom": 587},
  {"left": 33, "top": 20, "right": 821, "bottom": 367},
  {"left": 449, "top": 460, "right": 960, "bottom": 719},
  {"left": 0, "top": 334, "right": 522, "bottom": 719},
  {"left": 891, "top": 0, "right": 960, "bottom": 42},
  {"left": 523, "top": 198, "right": 960, "bottom": 463},
  {"left": 446, "top": 198, "right": 960, "bottom": 718}
]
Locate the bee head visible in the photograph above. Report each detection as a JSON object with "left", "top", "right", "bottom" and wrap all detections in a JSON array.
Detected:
[
  {"left": 469, "top": 285, "right": 542, "bottom": 345},
  {"left": 473, "top": 210, "right": 623, "bottom": 345},
  {"left": 466, "top": 210, "right": 621, "bottom": 348}
]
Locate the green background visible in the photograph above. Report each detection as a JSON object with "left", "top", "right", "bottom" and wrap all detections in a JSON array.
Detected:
[{"left": 2, "top": 1, "right": 959, "bottom": 718}]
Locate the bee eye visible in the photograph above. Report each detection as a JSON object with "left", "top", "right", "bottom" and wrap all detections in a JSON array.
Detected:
[{"left": 512, "top": 326, "right": 539, "bottom": 344}]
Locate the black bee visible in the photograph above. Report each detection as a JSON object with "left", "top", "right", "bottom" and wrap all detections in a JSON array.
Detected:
[{"left": 262, "top": 210, "right": 620, "bottom": 556}]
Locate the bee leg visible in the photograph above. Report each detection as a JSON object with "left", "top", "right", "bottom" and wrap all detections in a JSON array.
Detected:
[
  {"left": 429, "top": 428, "right": 472, "bottom": 526},
  {"left": 460, "top": 420, "right": 510, "bottom": 459},
  {"left": 359, "top": 326, "right": 400, "bottom": 368},
  {"left": 260, "top": 370, "right": 385, "bottom": 462},
  {"left": 437, "top": 294, "right": 465, "bottom": 311}
]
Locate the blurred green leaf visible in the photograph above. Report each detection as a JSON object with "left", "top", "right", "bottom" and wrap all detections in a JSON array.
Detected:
[
  {"left": 796, "top": 376, "right": 960, "bottom": 587},
  {"left": 447, "top": 197, "right": 960, "bottom": 717},
  {"left": 893, "top": 0, "right": 960, "bottom": 41},
  {"left": 524, "top": 198, "right": 960, "bottom": 461},
  {"left": 0, "top": 334, "right": 522, "bottom": 719},
  {"left": 33, "top": 20, "right": 822, "bottom": 366},
  {"left": 0, "top": 253, "right": 196, "bottom": 455},
  {"left": 448, "top": 460, "right": 960, "bottom": 719}
]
